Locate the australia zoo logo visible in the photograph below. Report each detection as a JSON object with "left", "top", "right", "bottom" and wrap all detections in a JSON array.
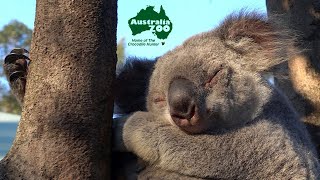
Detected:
[{"left": 128, "top": 5, "right": 173, "bottom": 46}]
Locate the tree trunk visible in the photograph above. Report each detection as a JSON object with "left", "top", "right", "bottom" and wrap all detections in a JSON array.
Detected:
[
  {"left": 266, "top": 0, "right": 320, "bottom": 154},
  {"left": 0, "top": 0, "right": 117, "bottom": 179}
]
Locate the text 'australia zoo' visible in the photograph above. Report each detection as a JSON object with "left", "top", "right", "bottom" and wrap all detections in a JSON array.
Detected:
[
  {"left": 130, "top": 19, "right": 171, "bottom": 33},
  {"left": 128, "top": 5, "right": 173, "bottom": 44}
]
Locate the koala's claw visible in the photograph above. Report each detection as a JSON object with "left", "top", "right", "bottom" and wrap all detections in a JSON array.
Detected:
[
  {"left": 4, "top": 48, "right": 30, "bottom": 82},
  {"left": 4, "top": 48, "right": 30, "bottom": 64},
  {"left": 9, "top": 71, "right": 26, "bottom": 82},
  {"left": 10, "top": 48, "right": 29, "bottom": 54}
]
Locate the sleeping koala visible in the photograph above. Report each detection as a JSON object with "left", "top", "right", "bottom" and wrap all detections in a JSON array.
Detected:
[
  {"left": 114, "top": 12, "right": 320, "bottom": 179},
  {"left": 3, "top": 12, "right": 320, "bottom": 179}
]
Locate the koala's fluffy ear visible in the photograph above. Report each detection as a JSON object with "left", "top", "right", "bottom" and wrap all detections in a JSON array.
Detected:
[{"left": 216, "top": 11, "right": 297, "bottom": 73}]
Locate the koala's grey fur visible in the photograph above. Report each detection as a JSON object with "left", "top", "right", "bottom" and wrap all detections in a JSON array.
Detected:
[
  {"left": 3, "top": 58, "right": 28, "bottom": 105},
  {"left": 116, "top": 12, "right": 320, "bottom": 179},
  {"left": 114, "top": 57, "right": 156, "bottom": 114}
]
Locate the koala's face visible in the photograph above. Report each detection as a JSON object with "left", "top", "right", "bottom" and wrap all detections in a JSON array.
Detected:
[{"left": 147, "top": 31, "right": 271, "bottom": 134}]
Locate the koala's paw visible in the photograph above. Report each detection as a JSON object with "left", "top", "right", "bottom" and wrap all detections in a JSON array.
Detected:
[
  {"left": 4, "top": 48, "right": 30, "bottom": 82},
  {"left": 3, "top": 48, "right": 30, "bottom": 105}
]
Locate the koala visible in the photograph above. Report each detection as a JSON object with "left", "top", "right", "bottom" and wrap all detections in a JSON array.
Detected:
[
  {"left": 4, "top": 12, "right": 320, "bottom": 179},
  {"left": 113, "top": 12, "right": 320, "bottom": 179}
]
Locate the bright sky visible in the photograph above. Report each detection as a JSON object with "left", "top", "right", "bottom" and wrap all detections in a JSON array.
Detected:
[{"left": 0, "top": 0, "right": 266, "bottom": 59}]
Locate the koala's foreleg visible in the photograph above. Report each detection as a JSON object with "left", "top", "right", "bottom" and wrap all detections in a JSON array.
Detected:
[{"left": 115, "top": 112, "right": 164, "bottom": 163}]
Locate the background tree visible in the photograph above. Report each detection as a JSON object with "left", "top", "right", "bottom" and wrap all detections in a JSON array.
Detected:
[
  {"left": 0, "top": 20, "right": 32, "bottom": 54},
  {"left": 0, "top": 21, "right": 32, "bottom": 114},
  {"left": 266, "top": 0, "right": 320, "bottom": 153},
  {"left": 0, "top": 0, "right": 117, "bottom": 179}
]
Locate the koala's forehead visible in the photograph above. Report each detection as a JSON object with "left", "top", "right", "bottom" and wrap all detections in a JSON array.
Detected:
[{"left": 153, "top": 31, "right": 239, "bottom": 85}]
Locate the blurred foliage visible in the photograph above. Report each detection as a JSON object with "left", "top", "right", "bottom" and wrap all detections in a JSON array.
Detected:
[
  {"left": 0, "top": 20, "right": 32, "bottom": 56},
  {"left": 0, "top": 20, "right": 32, "bottom": 114},
  {"left": 117, "top": 38, "right": 126, "bottom": 71},
  {"left": 0, "top": 95, "right": 21, "bottom": 114}
]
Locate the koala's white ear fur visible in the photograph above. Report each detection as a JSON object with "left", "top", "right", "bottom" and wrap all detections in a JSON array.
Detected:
[{"left": 216, "top": 11, "right": 297, "bottom": 73}]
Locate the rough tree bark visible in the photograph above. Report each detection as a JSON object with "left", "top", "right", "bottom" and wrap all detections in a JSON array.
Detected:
[
  {"left": 0, "top": 0, "right": 117, "bottom": 179},
  {"left": 266, "top": 0, "right": 320, "bottom": 154}
]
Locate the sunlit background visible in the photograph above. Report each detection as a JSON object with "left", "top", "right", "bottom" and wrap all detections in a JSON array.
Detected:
[
  {"left": 1, "top": 0, "right": 266, "bottom": 58},
  {"left": 0, "top": 0, "right": 267, "bottom": 159}
]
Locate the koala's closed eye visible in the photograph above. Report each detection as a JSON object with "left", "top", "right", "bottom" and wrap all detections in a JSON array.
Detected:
[{"left": 205, "top": 68, "right": 224, "bottom": 88}]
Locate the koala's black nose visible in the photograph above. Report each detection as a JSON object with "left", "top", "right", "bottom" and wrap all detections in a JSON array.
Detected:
[{"left": 168, "top": 78, "right": 196, "bottom": 119}]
